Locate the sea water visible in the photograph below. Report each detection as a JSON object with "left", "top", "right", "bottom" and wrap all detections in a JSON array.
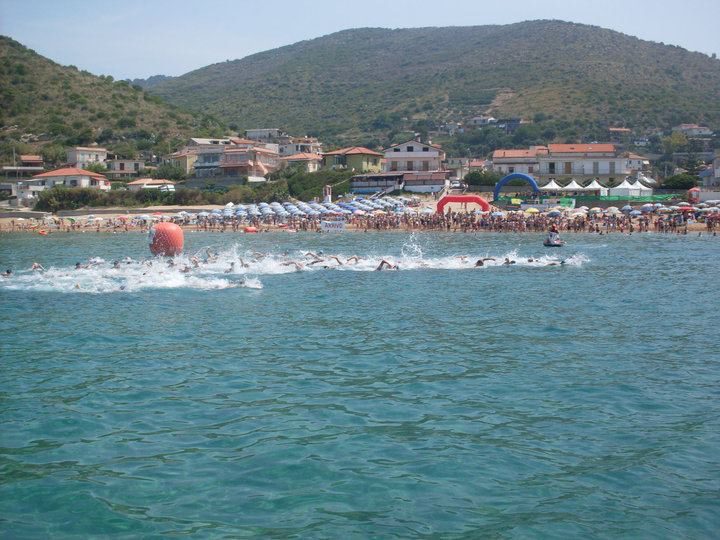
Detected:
[{"left": 1, "top": 231, "right": 718, "bottom": 538}]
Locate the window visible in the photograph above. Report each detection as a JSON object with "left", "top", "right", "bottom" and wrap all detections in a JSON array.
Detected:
[
  {"left": 593, "top": 162, "right": 599, "bottom": 174},
  {"left": 393, "top": 148, "right": 400, "bottom": 152},
  {"left": 406, "top": 161, "right": 414, "bottom": 171},
  {"left": 119, "top": 162, "right": 125, "bottom": 171},
  {"left": 422, "top": 147, "right": 429, "bottom": 152},
  {"left": 564, "top": 162, "right": 572, "bottom": 174},
  {"left": 549, "top": 162, "right": 556, "bottom": 174},
  {"left": 372, "top": 159, "right": 378, "bottom": 166},
  {"left": 134, "top": 163, "right": 140, "bottom": 171},
  {"left": 406, "top": 146, "right": 414, "bottom": 152},
  {"left": 390, "top": 161, "right": 398, "bottom": 171},
  {"left": 528, "top": 166, "right": 534, "bottom": 173},
  {"left": 609, "top": 162, "right": 616, "bottom": 174},
  {"left": 422, "top": 161, "right": 429, "bottom": 171},
  {"left": 509, "top": 167, "right": 515, "bottom": 173}
]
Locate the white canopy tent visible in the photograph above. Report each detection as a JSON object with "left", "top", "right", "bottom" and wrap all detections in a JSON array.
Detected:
[
  {"left": 584, "top": 179, "right": 608, "bottom": 196},
  {"left": 540, "top": 179, "right": 562, "bottom": 191},
  {"left": 561, "top": 179, "right": 586, "bottom": 191},
  {"left": 609, "top": 178, "right": 645, "bottom": 197}
]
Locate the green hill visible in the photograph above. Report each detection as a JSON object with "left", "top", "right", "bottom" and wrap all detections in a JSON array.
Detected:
[
  {"left": 0, "top": 36, "right": 223, "bottom": 163},
  {"left": 149, "top": 20, "right": 720, "bottom": 143}
]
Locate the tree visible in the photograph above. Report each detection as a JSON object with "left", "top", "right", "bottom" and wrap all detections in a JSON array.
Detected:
[
  {"left": 662, "top": 173, "right": 697, "bottom": 189},
  {"left": 84, "top": 162, "right": 107, "bottom": 174},
  {"left": 152, "top": 163, "right": 186, "bottom": 181},
  {"left": 464, "top": 170, "right": 501, "bottom": 186},
  {"left": 662, "top": 132, "right": 688, "bottom": 154}
]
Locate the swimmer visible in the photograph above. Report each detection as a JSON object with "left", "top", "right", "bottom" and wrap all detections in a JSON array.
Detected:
[
  {"left": 346, "top": 256, "right": 363, "bottom": 264},
  {"left": 328, "top": 256, "right": 343, "bottom": 266},
  {"left": 375, "top": 260, "right": 399, "bottom": 271},
  {"left": 30, "top": 262, "right": 45, "bottom": 272},
  {"left": 527, "top": 258, "right": 534, "bottom": 263},
  {"left": 307, "top": 259, "right": 326, "bottom": 266},
  {"left": 474, "top": 259, "right": 484, "bottom": 267},
  {"left": 238, "top": 257, "right": 249, "bottom": 268},
  {"left": 224, "top": 262, "right": 235, "bottom": 274},
  {"left": 502, "top": 258, "right": 516, "bottom": 265},
  {"left": 112, "top": 260, "right": 121, "bottom": 269},
  {"left": 281, "top": 261, "right": 304, "bottom": 271},
  {"left": 180, "top": 265, "right": 192, "bottom": 273},
  {"left": 191, "top": 257, "right": 200, "bottom": 268},
  {"left": 75, "top": 262, "right": 87, "bottom": 270},
  {"left": 167, "top": 259, "right": 176, "bottom": 267},
  {"left": 1, "top": 269, "right": 12, "bottom": 278}
]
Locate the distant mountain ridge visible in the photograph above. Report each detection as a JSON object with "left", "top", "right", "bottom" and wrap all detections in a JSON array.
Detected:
[
  {"left": 148, "top": 20, "right": 720, "bottom": 141},
  {"left": 129, "top": 74, "right": 175, "bottom": 90}
]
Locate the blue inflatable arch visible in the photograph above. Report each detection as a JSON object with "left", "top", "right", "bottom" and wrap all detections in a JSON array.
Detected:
[{"left": 493, "top": 173, "right": 540, "bottom": 201}]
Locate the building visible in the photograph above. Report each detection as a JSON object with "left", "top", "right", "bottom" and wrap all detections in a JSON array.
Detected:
[
  {"left": 105, "top": 159, "right": 145, "bottom": 180},
  {"left": 192, "top": 146, "right": 226, "bottom": 178},
  {"left": 608, "top": 127, "right": 632, "bottom": 142},
  {"left": 538, "top": 143, "right": 645, "bottom": 182},
  {"left": 277, "top": 135, "right": 322, "bottom": 157},
  {"left": 66, "top": 147, "right": 108, "bottom": 168},
  {"left": 349, "top": 171, "right": 449, "bottom": 194},
  {"left": 323, "top": 146, "right": 383, "bottom": 172},
  {"left": 672, "top": 124, "right": 714, "bottom": 138},
  {"left": 166, "top": 151, "right": 198, "bottom": 176},
  {"left": 2, "top": 154, "right": 44, "bottom": 177},
  {"left": 491, "top": 147, "right": 548, "bottom": 175},
  {"left": 218, "top": 147, "right": 280, "bottom": 179},
  {"left": 245, "top": 128, "right": 284, "bottom": 140},
  {"left": 126, "top": 178, "right": 175, "bottom": 192},
  {"left": 470, "top": 116, "right": 496, "bottom": 127},
  {"left": 188, "top": 137, "right": 234, "bottom": 147},
  {"left": 13, "top": 167, "right": 110, "bottom": 205},
  {"left": 383, "top": 140, "right": 445, "bottom": 173},
  {"left": 281, "top": 153, "right": 323, "bottom": 173},
  {"left": 468, "top": 159, "right": 490, "bottom": 172},
  {"left": 402, "top": 171, "right": 450, "bottom": 193}
]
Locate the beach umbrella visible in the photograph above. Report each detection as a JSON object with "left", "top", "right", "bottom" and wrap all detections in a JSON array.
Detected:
[
  {"left": 622, "top": 205, "right": 634, "bottom": 212},
  {"left": 198, "top": 211, "right": 210, "bottom": 217},
  {"left": 525, "top": 207, "right": 539, "bottom": 214},
  {"left": 606, "top": 206, "right": 620, "bottom": 214},
  {"left": 491, "top": 211, "right": 505, "bottom": 217},
  {"left": 630, "top": 210, "right": 642, "bottom": 216},
  {"left": 589, "top": 207, "right": 602, "bottom": 213},
  {"left": 654, "top": 203, "right": 664, "bottom": 208},
  {"left": 657, "top": 207, "right": 672, "bottom": 213},
  {"left": 547, "top": 210, "right": 562, "bottom": 217}
]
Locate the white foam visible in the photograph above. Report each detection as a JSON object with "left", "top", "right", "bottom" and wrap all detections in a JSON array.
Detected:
[{"left": 0, "top": 241, "right": 588, "bottom": 293}]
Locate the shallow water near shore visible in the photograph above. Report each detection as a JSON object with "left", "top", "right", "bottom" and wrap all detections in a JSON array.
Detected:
[{"left": 1, "top": 231, "right": 719, "bottom": 537}]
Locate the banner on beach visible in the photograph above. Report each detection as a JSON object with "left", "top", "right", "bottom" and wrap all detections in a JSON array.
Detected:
[{"left": 321, "top": 220, "right": 345, "bottom": 232}]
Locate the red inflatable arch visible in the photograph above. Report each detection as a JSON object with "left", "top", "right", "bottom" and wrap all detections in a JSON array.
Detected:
[{"left": 437, "top": 194, "right": 490, "bottom": 214}]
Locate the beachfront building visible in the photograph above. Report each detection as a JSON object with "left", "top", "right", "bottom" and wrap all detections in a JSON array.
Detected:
[
  {"left": 193, "top": 146, "right": 225, "bottom": 177},
  {"left": 538, "top": 144, "right": 649, "bottom": 183},
  {"left": 66, "top": 146, "right": 108, "bottom": 169},
  {"left": 278, "top": 135, "right": 322, "bottom": 157},
  {"left": 323, "top": 146, "right": 383, "bottom": 172},
  {"left": 383, "top": 140, "right": 445, "bottom": 173},
  {"left": 491, "top": 147, "right": 548, "bottom": 175},
  {"left": 403, "top": 171, "right": 450, "bottom": 193},
  {"left": 245, "top": 128, "right": 284, "bottom": 141},
  {"left": 350, "top": 172, "right": 405, "bottom": 194},
  {"left": 188, "top": 137, "right": 234, "bottom": 147},
  {"left": 126, "top": 178, "right": 175, "bottom": 192},
  {"left": 13, "top": 167, "right": 111, "bottom": 205},
  {"left": 105, "top": 159, "right": 145, "bottom": 180},
  {"left": 2, "top": 154, "right": 45, "bottom": 177},
  {"left": 281, "top": 153, "right": 323, "bottom": 173},
  {"left": 218, "top": 146, "right": 280, "bottom": 180}
]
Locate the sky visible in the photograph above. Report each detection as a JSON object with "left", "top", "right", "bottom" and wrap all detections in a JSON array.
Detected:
[{"left": 1, "top": 0, "right": 719, "bottom": 80}]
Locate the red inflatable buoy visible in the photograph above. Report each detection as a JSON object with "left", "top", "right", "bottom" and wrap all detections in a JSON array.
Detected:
[
  {"left": 243, "top": 226, "right": 258, "bottom": 233},
  {"left": 149, "top": 222, "right": 184, "bottom": 256}
]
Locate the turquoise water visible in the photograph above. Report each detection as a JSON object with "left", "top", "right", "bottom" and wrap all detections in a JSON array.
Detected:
[{"left": 1, "top": 231, "right": 719, "bottom": 538}]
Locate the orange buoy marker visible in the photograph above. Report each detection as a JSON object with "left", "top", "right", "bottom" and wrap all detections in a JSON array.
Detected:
[
  {"left": 38, "top": 230, "right": 48, "bottom": 236},
  {"left": 149, "top": 222, "right": 184, "bottom": 256},
  {"left": 243, "top": 226, "right": 258, "bottom": 233}
]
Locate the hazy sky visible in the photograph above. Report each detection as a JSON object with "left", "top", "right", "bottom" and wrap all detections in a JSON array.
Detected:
[{"left": 1, "top": 0, "right": 718, "bottom": 80}]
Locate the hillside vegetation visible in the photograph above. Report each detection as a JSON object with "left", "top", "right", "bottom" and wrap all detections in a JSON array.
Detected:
[
  {"left": 0, "top": 36, "right": 224, "bottom": 163},
  {"left": 149, "top": 20, "right": 720, "bottom": 144}
]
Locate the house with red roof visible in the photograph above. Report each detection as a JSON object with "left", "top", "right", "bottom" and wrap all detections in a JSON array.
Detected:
[
  {"left": 538, "top": 144, "right": 648, "bottom": 182},
  {"left": 66, "top": 146, "right": 108, "bottom": 169},
  {"left": 491, "top": 146, "right": 548, "bottom": 175},
  {"left": 13, "top": 167, "right": 111, "bottom": 205},
  {"left": 323, "top": 146, "right": 383, "bottom": 172},
  {"left": 2, "top": 154, "right": 45, "bottom": 177}
]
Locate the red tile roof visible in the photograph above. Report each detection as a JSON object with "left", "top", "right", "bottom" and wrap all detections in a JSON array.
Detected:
[
  {"left": 324, "top": 146, "right": 383, "bottom": 157},
  {"left": 548, "top": 144, "right": 615, "bottom": 154},
  {"left": 281, "top": 152, "right": 323, "bottom": 161},
  {"left": 33, "top": 167, "right": 107, "bottom": 179}
]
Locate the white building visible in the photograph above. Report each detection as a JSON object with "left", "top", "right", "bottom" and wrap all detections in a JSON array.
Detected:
[
  {"left": 15, "top": 167, "right": 110, "bottom": 205},
  {"left": 126, "top": 178, "right": 175, "bottom": 192},
  {"left": 538, "top": 144, "right": 645, "bottom": 182},
  {"left": 672, "top": 124, "right": 714, "bottom": 137},
  {"left": 66, "top": 147, "right": 108, "bottom": 168},
  {"left": 383, "top": 139, "right": 445, "bottom": 172},
  {"left": 106, "top": 159, "right": 145, "bottom": 180},
  {"left": 491, "top": 147, "right": 548, "bottom": 175},
  {"left": 245, "top": 128, "right": 284, "bottom": 140}
]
